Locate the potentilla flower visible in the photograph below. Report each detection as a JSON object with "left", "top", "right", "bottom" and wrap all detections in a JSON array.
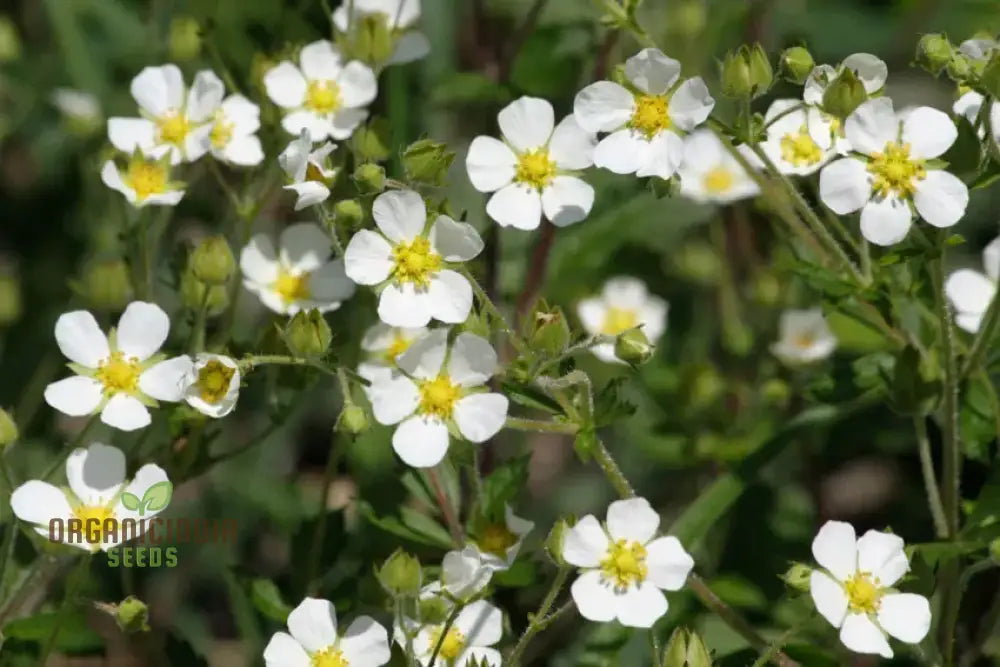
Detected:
[
  {"left": 577, "top": 277, "right": 667, "bottom": 364},
  {"left": 466, "top": 96, "right": 596, "bottom": 229},
  {"left": 10, "top": 442, "right": 169, "bottom": 552},
  {"left": 278, "top": 131, "right": 338, "bottom": 210},
  {"left": 108, "top": 65, "right": 224, "bottom": 165},
  {"left": 264, "top": 40, "right": 377, "bottom": 141},
  {"left": 819, "top": 98, "right": 968, "bottom": 247},
  {"left": 263, "top": 597, "right": 390, "bottom": 667},
  {"left": 946, "top": 236, "right": 1000, "bottom": 333},
  {"left": 367, "top": 329, "right": 508, "bottom": 467},
  {"left": 469, "top": 505, "right": 534, "bottom": 572},
  {"left": 421, "top": 546, "right": 494, "bottom": 601},
  {"left": 678, "top": 130, "right": 761, "bottom": 204},
  {"left": 207, "top": 94, "right": 264, "bottom": 167},
  {"left": 410, "top": 600, "right": 502, "bottom": 667},
  {"left": 803, "top": 53, "right": 887, "bottom": 154},
  {"left": 573, "top": 48, "right": 714, "bottom": 180},
  {"left": 562, "top": 497, "right": 694, "bottom": 628},
  {"left": 332, "top": 0, "right": 430, "bottom": 65},
  {"left": 761, "top": 99, "right": 835, "bottom": 175},
  {"left": 101, "top": 150, "right": 185, "bottom": 208},
  {"left": 343, "top": 190, "right": 483, "bottom": 327},
  {"left": 185, "top": 353, "right": 240, "bottom": 418},
  {"left": 241, "top": 222, "right": 355, "bottom": 316},
  {"left": 44, "top": 302, "right": 194, "bottom": 431},
  {"left": 770, "top": 307, "right": 838, "bottom": 365},
  {"left": 357, "top": 322, "right": 428, "bottom": 384},
  {"left": 809, "top": 520, "right": 931, "bottom": 658}
]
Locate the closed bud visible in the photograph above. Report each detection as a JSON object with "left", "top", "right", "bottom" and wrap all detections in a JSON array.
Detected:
[
  {"left": 0, "top": 273, "right": 21, "bottom": 325},
  {"left": 947, "top": 53, "right": 972, "bottom": 80},
  {"left": 779, "top": 46, "right": 815, "bottom": 84},
  {"left": 350, "top": 13, "right": 395, "bottom": 65},
  {"left": 685, "top": 630, "right": 712, "bottom": 667},
  {"left": 180, "top": 271, "right": 229, "bottom": 316},
  {"left": 781, "top": 562, "right": 813, "bottom": 592},
  {"left": 981, "top": 52, "right": 1000, "bottom": 100},
  {"left": 0, "top": 16, "right": 21, "bottom": 63},
  {"left": 284, "top": 309, "right": 332, "bottom": 359},
  {"left": 403, "top": 139, "right": 456, "bottom": 186},
  {"left": 528, "top": 305, "right": 571, "bottom": 357},
  {"left": 544, "top": 519, "right": 570, "bottom": 566},
  {"left": 115, "top": 596, "right": 150, "bottom": 634},
  {"left": 762, "top": 378, "right": 790, "bottom": 408},
  {"left": 615, "top": 328, "right": 654, "bottom": 365},
  {"left": 79, "top": 259, "right": 133, "bottom": 311},
  {"left": 190, "top": 235, "right": 235, "bottom": 285},
  {"left": 338, "top": 403, "right": 369, "bottom": 435},
  {"left": 334, "top": 199, "right": 365, "bottom": 229},
  {"left": 377, "top": 549, "right": 422, "bottom": 596},
  {"left": 822, "top": 68, "right": 867, "bottom": 119},
  {"left": 748, "top": 43, "right": 774, "bottom": 97},
  {"left": 720, "top": 48, "right": 753, "bottom": 99},
  {"left": 353, "top": 163, "right": 386, "bottom": 194},
  {"left": 916, "top": 33, "right": 953, "bottom": 75},
  {"left": 662, "top": 627, "right": 688, "bottom": 667},
  {"left": 169, "top": 16, "right": 202, "bottom": 61},
  {"left": 0, "top": 407, "right": 17, "bottom": 446}
]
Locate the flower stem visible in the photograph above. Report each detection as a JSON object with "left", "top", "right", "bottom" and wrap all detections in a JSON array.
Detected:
[
  {"left": 427, "top": 602, "right": 463, "bottom": 667},
  {"left": 460, "top": 267, "right": 529, "bottom": 355},
  {"left": 914, "top": 416, "right": 948, "bottom": 539},
  {"left": 593, "top": 437, "right": 634, "bottom": 498},
  {"left": 306, "top": 431, "right": 346, "bottom": 596},
  {"left": 504, "top": 417, "right": 578, "bottom": 434},
  {"left": 507, "top": 566, "right": 570, "bottom": 667}
]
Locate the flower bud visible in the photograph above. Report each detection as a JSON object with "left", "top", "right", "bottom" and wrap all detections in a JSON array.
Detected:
[
  {"left": 762, "top": 378, "right": 790, "bottom": 409},
  {"left": 822, "top": 68, "right": 867, "bottom": 119},
  {"left": 720, "top": 48, "right": 753, "bottom": 99},
  {"left": 78, "top": 259, "right": 133, "bottom": 311},
  {"left": 981, "top": 52, "right": 1000, "bottom": 100},
  {"left": 190, "top": 235, "right": 235, "bottom": 286},
  {"left": 337, "top": 403, "right": 369, "bottom": 435},
  {"left": 544, "top": 519, "right": 570, "bottom": 566},
  {"left": 334, "top": 199, "right": 365, "bottom": 229},
  {"left": 0, "top": 407, "right": 17, "bottom": 446},
  {"left": 779, "top": 46, "right": 815, "bottom": 85},
  {"left": 169, "top": 16, "right": 202, "bottom": 61},
  {"left": 615, "top": 328, "right": 654, "bottom": 365},
  {"left": 915, "top": 33, "right": 953, "bottom": 75},
  {"left": 947, "top": 53, "right": 972, "bottom": 81},
  {"left": 0, "top": 17, "right": 21, "bottom": 63},
  {"left": 115, "top": 596, "right": 150, "bottom": 634},
  {"left": 685, "top": 631, "right": 712, "bottom": 667},
  {"left": 377, "top": 549, "right": 422, "bottom": 596},
  {"left": 0, "top": 273, "right": 21, "bottom": 325},
  {"left": 179, "top": 271, "right": 229, "bottom": 316},
  {"left": 662, "top": 627, "right": 688, "bottom": 667},
  {"left": 781, "top": 563, "right": 813, "bottom": 592},
  {"left": 528, "top": 305, "right": 570, "bottom": 357},
  {"left": 284, "top": 309, "right": 332, "bottom": 359},
  {"left": 349, "top": 13, "right": 395, "bottom": 65},
  {"left": 403, "top": 139, "right": 456, "bottom": 186},
  {"left": 353, "top": 163, "right": 386, "bottom": 194},
  {"left": 748, "top": 43, "right": 774, "bottom": 97}
]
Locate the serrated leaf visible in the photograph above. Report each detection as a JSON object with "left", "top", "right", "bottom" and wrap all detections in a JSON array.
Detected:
[{"left": 480, "top": 455, "right": 530, "bottom": 522}]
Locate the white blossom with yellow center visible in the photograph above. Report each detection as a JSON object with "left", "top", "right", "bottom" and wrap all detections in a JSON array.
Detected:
[
  {"left": 357, "top": 322, "right": 429, "bottom": 385},
  {"left": 263, "top": 597, "right": 391, "bottom": 667},
  {"left": 946, "top": 236, "right": 1000, "bottom": 333},
  {"left": 184, "top": 353, "right": 241, "bottom": 418},
  {"left": 206, "top": 94, "right": 264, "bottom": 166},
  {"left": 577, "top": 277, "right": 668, "bottom": 364},
  {"left": 409, "top": 600, "right": 503, "bottom": 667},
  {"left": 367, "top": 329, "right": 508, "bottom": 468},
  {"left": 331, "top": 0, "right": 431, "bottom": 66},
  {"left": 241, "top": 222, "right": 355, "bottom": 316},
  {"left": 802, "top": 53, "right": 888, "bottom": 154},
  {"left": 263, "top": 40, "right": 377, "bottom": 141},
  {"left": 809, "top": 520, "right": 931, "bottom": 658},
  {"left": 468, "top": 504, "right": 535, "bottom": 571},
  {"left": 770, "top": 307, "right": 838, "bottom": 365},
  {"left": 466, "top": 96, "right": 597, "bottom": 229},
  {"left": 573, "top": 48, "right": 715, "bottom": 180},
  {"left": 101, "top": 151, "right": 185, "bottom": 208},
  {"left": 278, "top": 131, "right": 339, "bottom": 211},
  {"left": 677, "top": 130, "right": 761, "bottom": 204},
  {"left": 10, "top": 443, "right": 169, "bottom": 552},
  {"left": 562, "top": 497, "right": 694, "bottom": 628},
  {"left": 761, "top": 99, "right": 835, "bottom": 175}
]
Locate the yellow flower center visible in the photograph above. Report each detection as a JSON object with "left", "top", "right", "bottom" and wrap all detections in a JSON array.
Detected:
[
  {"left": 310, "top": 646, "right": 349, "bottom": 667},
  {"left": 703, "top": 166, "right": 735, "bottom": 194},
  {"left": 429, "top": 625, "right": 466, "bottom": 661},
  {"left": 600, "top": 538, "right": 648, "bottom": 590},
  {"left": 273, "top": 270, "right": 311, "bottom": 304},
  {"left": 96, "top": 351, "right": 142, "bottom": 395},
  {"left": 418, "top": 375, "right": 461, "bottom": 419},
  {"left": 383, "top": 332, "right": 413, "bottom": 362},
  {"left": 210, "top": 112, "right": 234, "bottom": 149},
  {"left": 392, "top": 237, "right": 442, "bottom": 287},
  {"left": 72, "top": 504, "right": 114, "bottom": 543},
  {"left": 601, "top": 307, "right": 639, "bottom": 335},
  {"left": 630, "top": 94, "right": 671, "bottom": 139},
  {"left": 780, "top": 126, "right": 824, "bottom": 166},
  {"left": 305, "top": 80, "right": 342, "bottom": 114},
  {"left": 514, "top": 149, "right": 557, "bottom": 190},
  {"left": 157, "top": 111, "right": 190, "bottom": 146},
  {"left": 476, "top": 523, "right": 519, "bottom": 558},
  {"left": 868, "top": 141, "right": 926, "bottom": 199},
  {"left": 197, "top": 360, "right": 235, "bottom": 404},
  {"left": 306, "top": 162, "right": 329, "bottom": 184},
  {"left": 844, "top": 571, "right": 882, "bottom": 614},
  {"left": 793, "top": 331, "right": 817, "bottom": 349},
  {"left": 123, "top": 160, "right": 168, "bottom": 201}
]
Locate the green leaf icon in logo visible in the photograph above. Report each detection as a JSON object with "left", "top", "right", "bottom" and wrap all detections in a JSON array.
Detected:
[
  {"left": 120, "top": 492, "right": 141, "bottom": 511},
  {"left": 122, "top": 481, "right": 173, "bottom": 516}
]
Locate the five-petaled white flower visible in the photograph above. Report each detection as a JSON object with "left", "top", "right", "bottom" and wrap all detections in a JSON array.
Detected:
[
  {"left": 357, "top": 322, "right": 428, "bottom": 384},
  {"left": 809, "top": 520, "right": 931, "bottom": 658},
  {"left": 263, "top": 597, "right": 391, "bottom": 667},
  {"left": 332, "top": 0, "right": 430, "bottom": 65},
  {"left": 278, "top": 131, "right": 338, "bottom": 210},
  {"left": 343, "top": 189, "right": 483, "bottom": 327},
  {"left": 185, "top": 353, "right": 241, "bottom": 418},
  {"left": 264, "top": 40, "right": 377, "bottom": 141},
  {"left": 421, "top": 546, "right": 493, "bottom": 602},
  {"left": 573, "top": 48, "right": 714, "bottom": 180},
  {"left": 577, "top": 277, "right": 667, "bottom": 364},
  {"left": 562, "top": 497, "right": 694, "bottom": 628},
  {"left": 367, "top": 329, "right": 508, "bottom": 468},
  {"left": 241, "top": 222, "right": 355, "bottom": 316},
  {"left": 770, "top": 307, "right": 838, "bottom": 365},
  {"left": 678, "top": 130, "right": 761, "bottom": 204},
  {"left": 44, "top": 302, "right": 193, "bottom": 431},
  {"left": 108, "top": 65, "right": 224, "bottom": 165},
  {"left": 101, "top": 151, "right": 185, "bottom": 208},
  {"left": 409, "top": 600, "right": 503, "bottom": 667},
  {"left": 10, "top": 442, "right": 169, "bottom": 552},
  {"left": 761, "top": 99, "right": 835, "bottom": 175},
  {"left": 206, "top": 95, "right": 265, "bottom": 167},
  {"left": 466, "top": 96, "right": 596, "bottom": 229},
  {"left": 803, "top": 53, "right": 888, "bottom": 154},
  {"left": 819, "top": 98, "right": 968, "bottom": 247},
  {"left": 946, "top": 236, "right": 1000, "bottom": 333},
  {"left": 468, "top": 505, "right": 534, "bottom": 572}
]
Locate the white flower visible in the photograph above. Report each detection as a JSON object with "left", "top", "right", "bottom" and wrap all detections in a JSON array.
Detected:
[
  {"left": 678, "top": 130, "right": 761, "bottom": 204},
  {"left": 562, "top": 497, "right": 694, "bottom": 628},
  {"left": 410, "top": 600, "right": 502, "bottom": 667},
  {"left": 818, "top": 98, "right": 968, "bottom": 247},
  {"left": 51, "top": 88, "right": 101, "bottom": 123},
  {"left": 468, "top": 505, "right": 534, "bottom": 571},
  {"left": 761, "top": 99, "right": 835, "bottom": 175},
  {"left": 332, "top": 0, "right": 430, "bottom": 65},
  {"left": 958, "top": 37, "right": 999, "bottom": 62},
  {"left": 954, "top": 91, "right": 1000, "bottom": 148},
  {"left": 43, "top": 302, "right": 194, "bottom": 431},
  {"left": 423, "top": 546, "right": 494, "bottom": 601},
  {"left": 367, "top": 329, "right": 508, "bottom": 468},
  {"left": 264, "top": 40, "right": 377, "bottom": 141},
  {"left": 278, "top": 131, "right": 338, "bottom": 210},
  {"left": 10, "top": 442, "right": 169, "bottom": 552},
  {"left": 101, "top": 151, "right": 185, "bottom": 208},
  {"left": 803, "top": 54, "right": 887, "bottom": 154},
  {"left": 466, "top": 96, "right": 596, "bottom": 229},
  {"left": 577, "top": 277, "right": 667, "bottom": 364},
  {"left": 207, "top": 95, "right": 264, "bottom": 166},
  {"left": 946, "top": 236, "right": 1000, "bottom": 333},
  {"left": 185, "top": 353, "right": 240, "bottom": 418},
  {"left": 263, "top": 597, "right": 390, "bottom": 667},
  {"left": 573, "top": 48, "right": 714, "bottom": 179},
  {"left": 108, "top": 65, "right": 224, "bottom": 165},
  {"left": 357, "top": 322, "right": 428, "bottom": 384},
  {"left": 343, "top": 190, "right": 483, "bottom": 327},
  {"left": 770, "top": 308, "right": 838, "bottom": 365},
  {"left": 809, "top": 520, "right": 931, "bottom": 658},
  {"left": 241, "top": 222, "right": 355, "bottom": 316}
]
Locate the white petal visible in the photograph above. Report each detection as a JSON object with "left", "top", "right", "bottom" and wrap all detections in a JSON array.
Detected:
[
  {"left": 953, "top": 91, "right": 983, "bottom": 126},
  {"left": 606, "top": 497, "right": 660, "bottom": 543},
  {"left": 811, "top": 520, "right": 857, "bottom": 581},
  {"left": 368, "top": 374, "right": 419, "bottom": 424},
  {"left": 282, "top": 111, "right": 334, "bottom": 141},
  {"left": 877, "top": 593, "right": 931, "bottom": 644},
  {"left": 985, "top": 237, "right": 1000, "bottom": 282},
  {"left": 141, "top": 190, "right": 185, "bottom": 208},
  {"left": 839, "top": 613, "right": 892, "bottom": 658},
  {"left": 819, "top": 158, "right": 871, "bottom": 214},
  {"left": 593, "top": 130, "right": 648, "bottom": 175},
  {"left": 55, "top": 310, "right": 109, "bottom": 367},
  {"left": 860, "top": 197, "right": 913, "bottom": 247},
  {"left": 570, "top": 570, "right": 617, "bottom": 622},
  {"left": 44, "top": 376, "right": 103, "bottom": 417},
  {"left": 668, "top": 77, "right": 714, "bottom": 131},
  {"left": 393, "top": 416, "right": 450, "bottom": 467},
  {"left": 901, "top": 107, "right": 957, "bottom": 159},
  {"left": 373, "top": 189, "right": 427, "bottom": 242},
  {"left": 139, "top": 356, "right": 195, "bottom": 402},
  {"left": 573, "top": 81, "right": 634, "bottom": 133},
  {"left": 447, "top": 333, "right": 497, "bottom": 385},
  {"left": 300, "top": 40, "right": 342, "bottom": 81},
  {"left": 65, "top": 442, "right": 125, "bottom": 505},
  {"left": 680, "top": 128, "right": 726, "bottom": 172},
  {"left": 624, "top": 48, "right": 680, "bottom": 95},
  {"left": 107, "top": 117, "right": 156, "bottom": 153},
  {"left": 279, "top": 131, "right": 312, "bottom": 180},
  {"left": 117, "top": 301, "right": 169, "bottom": 361},
  {"left": 263, "top": 632, "right": 310, "bottom": 667},
  {"left": 429, "top": 216, "right": 484, "bottom": 262},
  {"left": 549, "top": 115, "right": 596, "bottom": 170},
  {"left": 264, "top": 62, "right": 308, "bottom": 109},
  {"left": 378, "top": 283, "right": 433, "bottom": 327},
  {"left": 603, "top": 276, "right": 650, "bottom": 309},
  {"left": 344, "top": 230, "right": 394, "bottom": 285},
  {"left": 115, "top": 463, "right": 170, "bottom": 522},
  {"left": 328, "top": 108, "right": 369, "bottom": 140},
  {"left": 454, "top": 394, "right": 508, "bottom": 443},
  {"left": 101, "top": 161, "right": 134, "bottom": 203},
  {"left": 542, "top": 176, "right": 594, "bottom": 227},
  {"left": 428, "top": 270, "right": 473, "bottom": 324},
  {"left": 486, "top": 184, "right": 542, "bottom": 230},
  {"left": 221, "top": 94, "right": 261, "bottom": 130},
  {"left": 396, "top": 328, "right": 448, "bottom": 379},
  {"left": 465, "top": 136, "right": 517, "bottom": 193},
  {"left": 222, "top": 136, "right": 265, "bottom": 167},
  {"left": 635, "top": 130, "right": 684, "bottom": 180},
  {"left": 856, "top": 530, "right": 908, "bottom": 587},
  {"left": 615, "top": 582, "right": 668, "bottom": 628},
  {"left": 390, "top": 31, "right": 431, "bottom": 64},
  {"left": 810, "top": 570, "right": 849, "bottom": 628},
  {"left": 130, "top": 65, "right": 182, "bottom": 117},
  {"left": 957, "top": 312, "right": 984, "bottom": 333},
  {"left": 577, "top": 298, "right": 606, "bottom": 335},
  {"left": 946, "top": 269, "right": 995, "bottom": 317},
  {"left": 241, "top": 234, "right": 281, "bottom": 285},
  {"left": 562, "top": 515, "right": 610, "bottom": 567},
  {"left": 11, "top": 481, "right": 72, "bottom": 526},
  {"left": 913, "top": 170, "right": 968, "bottom": 228},
  {"left": 644, "top": 536, "right": 694, "bottom": 590},
  {"left": 287, "top": 598, "right": 338, "bottom": 653},
  {"left": 843, "top": 53, "right": 888, "bottom": 94},
  {"left": 279, "top": 223, "right": 332, "bottom": 273},
  {"left": 845, "top": 98, "right": 898, "bottom": 156},
  {"left": 454, "top": 600, "right": 502, "bottom": 646},
  {"left": 186, "top": 70, "right": 224, "bottom": 123},
  {"left": 287, "top": 182, "right": 331, "bottom": 210},
  {"left": 498, "top": 96, "right": 554, "bottom": 152},
  {"left": 339, "top": 616, "right": 391, "bottom": 665},
  {"left": 100, "top": 394, "right": 151, "bottom": 431},
  {"left": 338, "top": 61, "right": 378, "bottom": 108},
  {"left": 308, "top": 260, "right": 356, "bottom": 305}
]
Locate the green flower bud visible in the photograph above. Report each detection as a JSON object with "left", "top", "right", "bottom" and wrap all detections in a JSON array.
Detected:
[
  {"left": 527, "top": 305, "right": 571, "bottom": 357},
  {"left": 349, "top": 13, "right": 395, "bottom": 65},
  {"left": 720, "top": 48, "right": 753, "bottom": 99},
  {"left": 180, "top": 271, "right": 229, "bottom": 316},
  {"left": 377, "top": 549, "right": 422, "bottom": 596},
  {"left": 779, "top": 46, "right": 815, "bottom": 85},
  {"left": 352, "top": 118, "right": 391, "bottom": 162},
  {"left": 915, "top": 33, "right": 953, "bottom": 75},
  {"left": 762, "top": 378, "right": 790, "bottom": 408},
  {"left": 338, "top": 403, "right": 370, "bottom": 435},
  {"left": 822, "top": 68, "right": 867, "bottom": 119},
  {"left": 614, "top": 328, "right": 654, "bottom": 365},
  {"left": 79, "top": 259, "right": 133, "bottom": 311},
  {"left": 674, "top": 242, "right": 722, "bottom": 285},
  {"left": 990, "top": 538, "right": 1000, "bottom": 564},
  {"left": 334, "top": 199, "right": 365, "bottom": 229},
  {"left": 685, "top": 630, "right": 712, "bottom": 667},
  {"left": 0, "top": 16, "right": 21, "bottom": 63},
  {"left": 354, "top": 163, "right": 386, "bottom": 194},
  {"left": 284, "top": 309, "right": 332, "bottom": 359},
  {"left": 0, "top": 273, "right": 21, "bottom": 325},
  {"left": 418, "top": 597, "right": 450, "bottom": 625},
  {"left": 169, "top": 16, "right": 202, "bottom": 61},
  {"left": 751, "top": 272, "right": 781, "bottom": 306},
  {"left": 781, "top": 563, "right": 813, "bottom": 592},
  {"left": 403, "top": 139, "right": 456, "bottom": 186},
  {"left": 544, "top": 519, "right": 570, "bottom": 566},
  {"left": 190, "top": 235, "right": 235, "bottom": 286},
  {"left": 947, "top": 53, "right": 972, "bottom": 81},
  {"left": 0, "top": 407, "right": 17, "bottom": 446},
  {"left": 748, "top": 44, "right": 774, "bottom": 97},
  {"left": 115, "top": 596, "right": 150, "bottom": 634},
  {"left": 662, "top": 627, "right": 688, "bottom": 667},
  {"left": 981, "top": 52, "right": 1000, "bottom": 100}
]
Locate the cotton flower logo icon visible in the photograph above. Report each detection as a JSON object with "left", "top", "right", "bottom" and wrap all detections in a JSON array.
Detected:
[{"left": 119, "top": 480, "right": 173, "bottom": 517}]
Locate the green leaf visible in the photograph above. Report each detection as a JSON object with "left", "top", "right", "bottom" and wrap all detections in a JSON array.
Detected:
[
  {"left": 479, "top": 456, "right": 530, "bottom": 522},
  {"left": 120, "top": 492, "right": 141, "bottom": 511},
  {"left": 500, "top": 381, "right": 563, "bottom": 413},
  {"left": 491, "top": 559, "right": 536, "bottom": 588},
  {"left": 592, "top": 377, "right": 637, "bottom": 427},
  {"left": 3, "top": 611, "right": 104, "bottom": 652},
  {"left": 361, "top": 503, "right": 453, "bottom": 548},
  {"left": 140, "top": 481, "right": 173, "bottom": 514},
  {"left": 399, "top": 507, "right": 455, "bottom": 548},
  {"left": 907, "top": 541, "right": 985, "bottom": 567},
  {"left": 250, "top": 578, "right": 293, "bottom": 622},
  {"left": 962, "top": 467, "right": 1000, "bottom": 542}
]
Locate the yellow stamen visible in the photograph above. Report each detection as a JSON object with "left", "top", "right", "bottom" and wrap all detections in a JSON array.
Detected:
[
  {"left": 703, "top": 167, "right": 735, "bottom": 194},
  {"left": 429, "top": 625, "right": 466, "bottom": 661},
  {"left": 196, "top": 360, "right": 235, "bottom": 404},
  {"left": 210, "top": 112, "right": 234, "bottom": 149},
  {"left": 629, "top": 94, "right": 671, "bottom": 139},
  {"left": 273, "top": 270, "right": 311, "bottom": 304},
  {"left": 418, "top": 375, "right": 461, "bottom": 419},
  {"left": 780, "top": 126, "right": 824, "bottom": 167},
  {"left": 844, "top": 571, "right": 882, "bottom": 614},
  {"left": 96, "top": 351, "right": 142, "bottom": 395},
  {"left": 383, "top": 332, "right": 413, "bottom": 362},
  {"left": 72, "top": 504, "right": 114, "bottom": 544},
  {"left": 392, "top": 237, "right": 442, "bottom": 287},
  {"left": 123, "top": 160, "right": 168, "bottom": 201},
  {"left": 305, "top": 80, "right": 342, "bottom": 114},
  {"left": 310, "top": 646, "right": 348, "bottom": 667},
  {"left": 601, "top": 307, "right": 639, "bottom": 335},
  {"left": 868, "top": 141, "right": 926, "bottom": 199},
  {"left": 514, "top": 149, "right": 557, "bottom": 190},
  {"left": 157, "top": 111, "right": 190, "bottom": 146},
  {"left": 600, "top": 538, "right": 648, "bottom": 590},
  {"left": 476, "top": 523, "right": 519, "bottom": 558}
]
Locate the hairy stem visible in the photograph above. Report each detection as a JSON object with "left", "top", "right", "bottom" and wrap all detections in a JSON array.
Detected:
[
  {"left": 961, "top": 287, "right": 1000, "bottom": 379},
  {"left": 913, "top": 416, "right": 948, "bottom": 539},
  {"left": 504, "top": 417, "right": 578, "bottom": 434},
  {"left": 508, "top": 566, "right": 570, "bottom": 667}
]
